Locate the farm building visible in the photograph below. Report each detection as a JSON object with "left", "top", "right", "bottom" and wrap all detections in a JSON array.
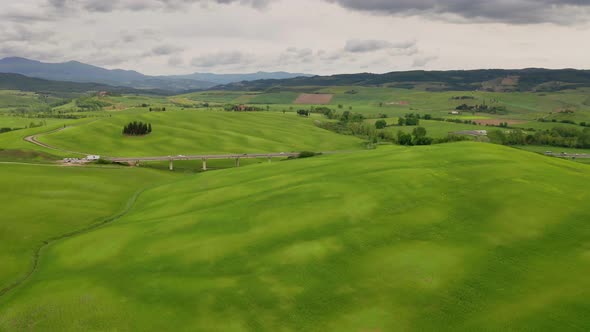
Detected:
[{"left": 86, "top": 155, "right": 101, "bottom": 161}]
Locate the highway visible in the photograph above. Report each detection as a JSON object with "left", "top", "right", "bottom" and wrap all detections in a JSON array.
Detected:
[
  {"left": 544, "top": 152, "right": 590, "bottom": 159},
  {"left": 108, "top": 152, "right": 300, "bottom": 163}
]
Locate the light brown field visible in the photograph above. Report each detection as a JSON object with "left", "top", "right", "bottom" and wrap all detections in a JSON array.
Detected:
[{"left": 294, "top": 94, "right": 334, "bottom": 104}]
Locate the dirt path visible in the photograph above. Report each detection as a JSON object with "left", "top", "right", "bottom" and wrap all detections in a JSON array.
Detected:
[
  {"left": 23, "top": 126, "right": 89, "bottom": 156},
  {"left": 0, "top": 187, "right": 147, "bottom": 300}
]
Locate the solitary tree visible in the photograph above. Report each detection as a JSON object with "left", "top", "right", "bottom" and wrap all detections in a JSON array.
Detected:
[
  {"left": 375, "top": 120, "right": 387, "bottom": 129},
  {"left": 412, "top": 127, "right": 427, "bottom": 138},
  {"left": 397, "top": 131, "right": 413, "bottom": 146}
]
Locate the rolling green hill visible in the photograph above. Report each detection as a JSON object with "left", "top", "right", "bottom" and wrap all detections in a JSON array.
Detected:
[
  {"left": 39, "top": 110, "right": 363, "bottom": 156},
  {"left": 1, "top": 143, "right": 589, "bottom": 331},
  {"left": 0, "top": 164, "right": 176, "bottom": 296}
]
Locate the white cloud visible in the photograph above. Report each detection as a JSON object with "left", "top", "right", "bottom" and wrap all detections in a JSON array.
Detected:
[{"left": 0, "top": 0, "right": 587, "bottom": 75}]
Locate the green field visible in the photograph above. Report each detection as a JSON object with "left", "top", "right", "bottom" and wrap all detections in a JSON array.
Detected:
[
  {"left": 0, "top": 116, "right": 71, "bottom": 129},
  {"left": 2, "top": 86, "right": 590, "bottom": 331},
  {"left": 0, "top": 90, "right": 61, "bottom": 112},
  {"left": 0, "top": 164, "right": 176, "bottom": 294},
  {"left": 183, "top": 87, "right": 590, "bottom": 121},
  {"left": 39, "top": 110, "right": 363, "bottom": 156},
  {"left": 1, "top": 143, "right": 590, "bottom": 331},
  {"left": 370, "top": 119, "right": 490, "bottom": 139}
]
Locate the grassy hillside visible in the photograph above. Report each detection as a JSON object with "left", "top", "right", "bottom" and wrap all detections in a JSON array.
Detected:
[
  {"left": 0, "top": 119, "right": 85, "bottom": 158},
  {"left": 39, "top": 110, "right": 363, "bottom": 156},
  {"left": 183, "top": 87, "right": 590, "bottom": 123},
  {"left": 367, "top": 119, "right": 490, "bottom": 139},
  {"left": 0, "top": 164, "right": 175, "bottom": 294},
  {"left": 2, "top": 143, "right": 589, "bottom": 331}
]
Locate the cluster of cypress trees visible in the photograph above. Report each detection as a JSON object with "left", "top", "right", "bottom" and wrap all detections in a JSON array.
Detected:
[{"left": 122, "top": 121, "right": 152, "bottom": 136}]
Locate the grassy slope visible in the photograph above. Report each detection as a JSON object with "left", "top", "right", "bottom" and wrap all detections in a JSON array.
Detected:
[
  {"left": 184, "top": 88, "right": 590, "bottom": 122},
  {"left": 0, "top": 90, "right": 60, "bottom": 112},
  {"left": 0, "top": 116, "right": 69, "bottom": 129},
  {"left": 2, "top": 143, "right": 590, "bottom": 331},
  {"left": 0, "top": 119, "right": 86, "bottom": 158},
  {"left": 0, "top": 164, "right": 176, "bottom": 292},
  {"left": 39, "top": 110, "right": 363, "bottom": 156},
  {"left": 367, "top": 119, "right": 490, "bottom": 139}
]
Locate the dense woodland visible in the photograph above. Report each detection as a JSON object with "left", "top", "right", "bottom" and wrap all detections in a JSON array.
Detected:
[{"left": 123, "top": 121, "right": 152, "bottom": 136}]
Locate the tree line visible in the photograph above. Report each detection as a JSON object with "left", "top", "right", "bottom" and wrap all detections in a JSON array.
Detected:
[
  {"left": 123, "top": 121, "right": 152, "bottom": 136},
  {"left": 489, "top": 126, "right": 590, "bottom": 148},
  {"left": 456, "top": 103, "right": 508, "bottom": 114},
  {"left": 224, "top": 105, "right": 262, "bottom": 112}
]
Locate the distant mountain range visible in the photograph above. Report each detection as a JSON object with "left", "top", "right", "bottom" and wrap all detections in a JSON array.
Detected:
[
  {"left": 0, "top": 57, "right": 312, "bottom": 92},
  {"left": 216, "top": 68, "right": 590, "bottom": 92},
  {"left": 0, "top": 73, "right": 169, "bottom": 97},
  {"left": 2, "top": 57, "right": 590, "bottom": 94},
  {"left": 169, "top": 72, "right": 314, "bottom": 85}
]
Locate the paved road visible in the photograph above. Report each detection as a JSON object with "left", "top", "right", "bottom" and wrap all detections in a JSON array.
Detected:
[
  {"left": 24, "top": 126, "right": 89, "bottom": 156},
  {"left": 545, "top": 152, "right": 590, "bottom": 159},
  {"left": 24, "top": 127, "right": 356, "bottom": 163},
  {"left": 24, "top": 127, "right": 64, "bottom": 150},
  {"left": 109, "top": 152, "right": 301, "bottom": 162}
]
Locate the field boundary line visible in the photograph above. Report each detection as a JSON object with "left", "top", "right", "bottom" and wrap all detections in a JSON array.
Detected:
[{"left": 0, "top": 181, "right": 159, "bottom": 300}]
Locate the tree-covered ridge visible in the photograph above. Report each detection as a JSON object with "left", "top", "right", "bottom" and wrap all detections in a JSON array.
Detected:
[{"left": 216, "top": 68, "right": 590, "bottom": 92}]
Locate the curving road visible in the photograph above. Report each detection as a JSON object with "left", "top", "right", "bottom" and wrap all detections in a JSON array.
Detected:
[
  {"left": 24, "top": 126, "right": 89, "bottom": 156},
  {"left": 24, "top": 127, "right": 65, "bottom": 151}
]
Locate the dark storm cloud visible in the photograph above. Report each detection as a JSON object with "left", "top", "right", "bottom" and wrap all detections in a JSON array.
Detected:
[
  {"left": 45, "top": 0, "right": 272, "bottom": 13},
  {"left": 344, "top": 39, "right": 415, "bottom": 53},
  {"left": 325, "top": 0, "right": 590, "bottom": 24},
  {"left": 151, "top": 45, "right": 183, "bottom": 56},
  {"left": 48, "top": 0, "right": 68, "bottom": 9}
]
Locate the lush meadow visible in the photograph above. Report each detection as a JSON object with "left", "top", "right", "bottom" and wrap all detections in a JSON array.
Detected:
[
  {"left": 0, "top": 164, "right": 176, "bottom": 294},
  {"left": 1, "top": 143, "right": 590, "bottom": 331},
  {"left": 39, "top": 110, "right": 363, "bottom": 157}
]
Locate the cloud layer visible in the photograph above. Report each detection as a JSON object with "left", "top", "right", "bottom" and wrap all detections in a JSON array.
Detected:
[
  {"left": 325, "top": 0, "right": 590, "bottom": 24},
  {"left": 0, "top": 0, "right": 588, "bottom": 75}
]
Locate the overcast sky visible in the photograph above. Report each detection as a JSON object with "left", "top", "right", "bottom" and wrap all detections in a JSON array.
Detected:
[{"left": 1, "top": 0, "right": 589, "bottom": 75}]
